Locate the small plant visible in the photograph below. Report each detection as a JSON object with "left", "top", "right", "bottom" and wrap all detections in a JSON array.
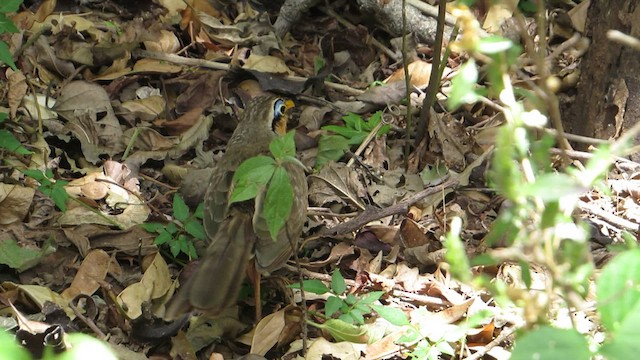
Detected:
[
  {"left": 292, "top": 270, "right": 409, "bottom": 342},
  {"left": 141, "top": 194, "right": 205, "bottom": 259},
  {"left": 230, "top": 130, "right": 303, "bottom": 239},
  {"left": 316, "top": 111, "right": 390, "bottom": 168},
  {"left": 22, "top": 169, "right": 70, "bottom": 212},
  {"left": 0, "top": 112, "right": 32, "bottom": 155},
  {"left": 0, "top": 0, "right": 22, "bottom": 71}
]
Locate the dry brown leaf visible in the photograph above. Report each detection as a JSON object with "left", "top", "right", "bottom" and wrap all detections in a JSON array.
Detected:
[
  {"left": 250, "top": 308, "right": 286, "bottom": 355},
  {"left": 117, "top": 252, "right": 171, "bottom": 319},
  {"left": 0, "top": 184, "right": 36, "bottom": 225},
  {"left": 61, "top": 249, "right": 110, "bottom": 301}
]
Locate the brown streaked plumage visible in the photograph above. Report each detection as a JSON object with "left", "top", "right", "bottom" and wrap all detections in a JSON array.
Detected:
[{"left": 165, "top": 96, "right": 307, "bottom": 318}]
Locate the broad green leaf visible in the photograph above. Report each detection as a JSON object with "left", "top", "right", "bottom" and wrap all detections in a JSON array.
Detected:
[
  {"left": 370, "top": 304, "right": 410, "bottom": 326},
  {"left": 0, "top": 0, "right": 23, "bottom": 13},
  {"left": 170, "top": 241, "right": 180, "bottom": 257},
  {"left": 59, "top": 333, "right": 117, "bottom": 360},
  {"left": 0, "top": 129, "right": 32, "bottom": 155},
  {"left": 597, "top": 249, "right": 640, "bottom": 332},
  {"left": 360, "top": 291, "right": 385, "bottom": 305},
  {"left": 289, "top": 279, "right": 330, "bottom": 294},
  {"left": 331, "top": 270, "right": 346, "bottom": 294},
  {"left": 477, "top": 36, "right": 513, "bottom": 54},
  {"left": 0, "top": 237, "right": 55, "bottom": 272},
  {"left": 322, "top": 124, "right": 364, "bottom": 140},
  {"left": 269, "top": 130, "right": 296, "bottom": 159},
  {"left": 166, "top": 222, "right": 178, "bottom": 234},
  {"left": 0, "top": 330, "right": 30, "bottom": 360},
  {"left": 0, "top": 40, "right": 17, "bottom": 71},
  {"left": 0, "top": 112, "right": 7, "bottom": 122},
  {"left": 194, "top": 203, "right": 204, "bottom": 219},
  {"left": 155, "top": 230, "right": 172, "bottom": 245},
  {"left": 448, "top": 59, "right": 480, "bottom": 110},
  {"left": 316, "top": 134, "right": 349, "bottom": 168},
  {"left": 140, "top": 222, "right": 164, "bottom": 233},
  {"left": 22, "top": 169, "right": 48, "bottom": 182},
  {"left": 263, "top": 166, "right": 294, "bottom": 240},
  {"left": 316, "top": 319, "right": 368, "bottom": 343},
  {"left": 511, "top": 326, "right": 591, "bottom": 360},
  {"left": 345, "top": 293, "right": 357, "bottom": 306},
  {"left": 523, "top": 173, "right": 585, "bottom": 202},
  {"left": 0, "top": 15, "right": 18, "bottom": 33},
  {"left": 600, "top": 300, "right": 640, "bottom": 360},
  {"left": 172, "top": 194, "right": 189, "bottom": 222},
  {"left": 325, "top": 296, "right": 343, "bottom": 318},
  {"left": 348, "top": 308, "right": 365, "bottom": 324},
  {"left": 230, "top": 155, "right": 275, "bottom": 203},
  {"left": 49, "top": 180, "right": 70, "bottom": 212},
  {"left": 185, "top": 220, "right": 206, "bottom": 240}
]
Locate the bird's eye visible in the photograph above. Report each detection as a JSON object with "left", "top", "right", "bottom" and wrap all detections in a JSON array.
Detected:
[{"left": 273, "top": 99, "right": 287, "bottom": 119}]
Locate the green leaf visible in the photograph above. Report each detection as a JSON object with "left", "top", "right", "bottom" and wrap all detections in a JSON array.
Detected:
[
  {"left": 0, "top": 237, "right": 55, "bottom": 272},
  {"left": 331, "top": 270, "right": 346, "bottom": 295},
  {"left": 316, "top": 319, "right": 368, "bottom": 343},
  {"left": 230, "top": 155, "right": 275, "bottom": 203},
  {"left": 370, "top": 304, "right": 410, "bottom": 326},
  {"left": 477, "top": 36, "right": 513, "bottom": 54},
  {"left": 170, "top": 240, "right": 180, "bottom": 257},
  {"left": 172, "top": 194, "right": 189, "bottom": 222},
  {"left": 0, "top": 14, "right": 18, "bottom": 33},
  {"left": 22, "top": 169, "right": 47, "bottom": 182},
  {"left": 510, "top": 326, "right": 591, "bottom": 360},
  {"left": 155, "top": 230, "right": 172, "bottom": 245},
  {"left": 0, "top": 330, "right": 30, "bottom": 360},
  {"left": 166, "top": 222, "right": 178, "bottom": 234},
  {"left": 140, "top": 222, "right": 164, "bottom": 233},
  {"left": 444, "top": 217, "right": 470, "bottom": 282},
  {"left": 600, "top": 300, "right": 640, "bottom": 360},
  {"left": 59, "top": 333, "right": 117, "bottom": 360},
  {"left": 316, "top": 135, "right": 349, "bottom": 168},
  {"left": 325, "top": 296, "right": 343, "bottom": 318},
  {"left": 269, "top": 130, "right": 296, "bottom": 159},
  {"left": 597, "top": 249, "right": 640, "bottom": 332},
  {"left": 185, "top": 219, "right": 206, "bottom": 240},
  {"left": 448, "top": 59, "right": 480, "bottom": 110},
  {"left": 345, "top": 293, "right": 357, "bottom": 305},
  {"left": 0, "top": 129, "right": 32, "bottom": 155},
  {"left": 289, "top": 279, "right": 330, "bottom": 294},
  {"left": 194, "top": 203, "right": 204, "bottom": 219},
  {"left": 322, "top": 125, "right": 364, "bottom": 140},
  {"left": 263, "top": 166, "right": 293, "bottom": 240},
  {"left": 348, "top": 308, "right": 365, "bottom": 324},
  {"left": 522, "top": 173, "right": 584, "bottom": 202},
  {"left": 360, "top": 291, "right": 384, "bottom": 305},
  {"left": 49, "top": 181, "right": 70, "bottom": 212},
  {"left": 0, "top": 0, "right": 23, "bottom": 13},
  {"left": 0, "top": 41, "right": 16, "bottom": 71}
]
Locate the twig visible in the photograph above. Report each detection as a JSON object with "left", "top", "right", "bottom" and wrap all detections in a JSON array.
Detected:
[
  {"left": 68, "top": 302, "right": 107, "bottom": 340},
  {"left": 319, "top": 175, "right": 458, "bottom": 236},
  {"left": 132, "top": 50, "right": 364, "bottom": 96}
]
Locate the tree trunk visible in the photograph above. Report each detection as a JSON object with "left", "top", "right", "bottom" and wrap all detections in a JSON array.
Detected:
[{"left": 565, "top": 0, "right": 640, "bottom": 159}]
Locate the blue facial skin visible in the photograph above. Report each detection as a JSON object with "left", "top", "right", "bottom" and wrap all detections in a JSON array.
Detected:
[{"left": 273, "top": 98, "right": 286, "bottom": 120}]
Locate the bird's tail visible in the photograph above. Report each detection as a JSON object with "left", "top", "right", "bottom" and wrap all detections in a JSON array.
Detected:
[{"left": 165, "top": 212, "right": 253, "bottom": 319}]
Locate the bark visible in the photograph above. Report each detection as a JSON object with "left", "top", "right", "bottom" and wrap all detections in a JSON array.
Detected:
[{"left": 565, "top": 0, "right": 640, "bottom": 160}]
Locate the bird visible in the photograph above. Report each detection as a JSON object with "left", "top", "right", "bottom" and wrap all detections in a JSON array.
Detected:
[{"left": 165, "top": 95, "right": 308, "bottom": 319}]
